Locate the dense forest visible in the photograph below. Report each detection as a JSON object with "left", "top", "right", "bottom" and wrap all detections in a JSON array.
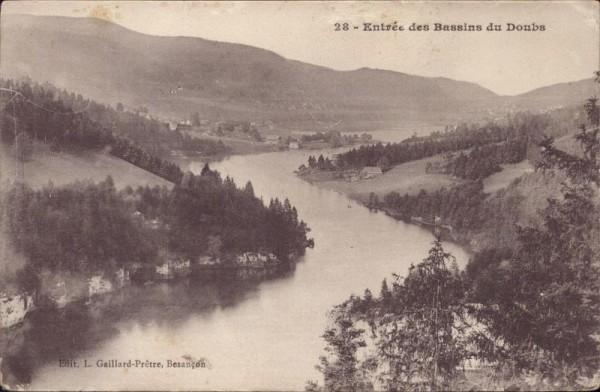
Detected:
[
  {"left": 302, "top": 110, "right": 576, "bottom": 179},
  {"left": 2, "top": 166, "right": 311, "bottom": 292},
  {"left": 369, "top": 170, "right": 565, "bottom": 253},
  {"left": 426, "top": 139, "right": 528, "bottom": 180},
  {"left": 308, "top": 82, "right": 600, "bottom": 391},
  {"left": 3, "top": 178, "right": 156, "bottom": 282},
  {"left": 0, "top": 77, "right": 312, "bottom": 291},
  {"left": 334, "top": 115, "right": 544, "bottom": 169},
  {"left": 374, "top": 181, "right": 487, "bottom": 231},
  {"left": 131, "top": 164, "right": 311, "bottom": 261}
]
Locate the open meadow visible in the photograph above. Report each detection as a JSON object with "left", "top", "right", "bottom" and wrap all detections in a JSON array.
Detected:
[
  {"left": 300, "top": 154, "right": 463, "bottom": 203},
  {"left": 1, "top": 142, "right": 173, "bottom": 190}
]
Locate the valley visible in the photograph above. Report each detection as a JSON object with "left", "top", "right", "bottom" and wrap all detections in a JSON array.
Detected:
[{"left": 0, "top": 7, "right": 598, "bottom": 392}]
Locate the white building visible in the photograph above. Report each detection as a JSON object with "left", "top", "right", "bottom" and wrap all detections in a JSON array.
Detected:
[{"left": 360, "top": 166, "right": 383, "bottom": 179}]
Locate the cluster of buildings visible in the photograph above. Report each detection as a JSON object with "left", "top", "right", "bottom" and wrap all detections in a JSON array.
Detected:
[{"left": 265, "top": 135, "right": 302, "bottom": 149}]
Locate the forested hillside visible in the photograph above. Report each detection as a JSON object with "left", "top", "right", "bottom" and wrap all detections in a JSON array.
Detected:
[
  {"left": 308, "top": 80, "right": 600, "bottom": 392},
  {"left": 0, "top": 14, "right": 515, "bottom": 124},
  {"left": 1, "top": 78, "right": 198, "bottom": 183},
  {"left": 2, "top": 168, "right": 311, "bottom": 292},
  {"left": 1, "top": 78, "right": 312, "bottom": 293},
  {"left": 332, "top": 110, "right": 573, "bottom": 171}
]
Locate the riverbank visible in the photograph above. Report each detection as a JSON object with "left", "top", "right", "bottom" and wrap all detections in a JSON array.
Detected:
[
  {"left": 171, "top": 135, "right": 379, "bottom": 163},
  {"left": 9, "top": 147, "right": 472, "bottom": 391},
  {"left": 297, "top": 153, "right": 538, "bottom": 255},
  {"left": 0, "top": 249, "right": 303, "bottom": 386},
  {"left": 0, "top": 250, "right": 296, "bottom": 328},
  {"left": 297, "top": 152, "right": 535, "bottom": 205},
  {"left": 180, "top": 133, "right": 281, "bottom": 156},
  {"left": 0, "top": 275, "right": 275, "bottom": 389},
  {"left": 297, "top": 154, "right": 463, "bottom": 203}
]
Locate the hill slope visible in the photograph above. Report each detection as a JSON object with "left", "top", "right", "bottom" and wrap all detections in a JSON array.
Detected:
[
  {"left": 0, "top": 142, "right": 173, "bottom": 190},
  {"left": 502, "top": 78, "right": 599, "bottom": 110},
  {"left": 1, "top": 14, "right": 498, "bottom": 124},
  {"left": 2, "top": 14, "right": 595, "bottom": 128}
]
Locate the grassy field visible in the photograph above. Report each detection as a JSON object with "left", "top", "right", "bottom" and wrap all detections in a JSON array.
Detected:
[
  {"left": 300, "top": 152, "right": 537, "bottom": 204},
  {"left": 299, "top": 154, "right": 463, "bottom": 203},
  {"left": 1, "top": 142, "right": 173, "bottom": 190},
  {"left": 483, "top": 160, "right": 534, "bottom": 193},
  {"left": 554, "top": 132, "right": 586, "bottom": 157},
  {"left": 186, "top": 132, "right": 280, "bottom": 156}
]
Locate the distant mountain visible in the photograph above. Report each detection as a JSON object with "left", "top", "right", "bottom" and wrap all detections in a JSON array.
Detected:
[
  {"left": 1, "top": 14, "right": 595, "bottom": 128},
  {"left": 508, "top": 78, "right": 599, "bottom": 110}
]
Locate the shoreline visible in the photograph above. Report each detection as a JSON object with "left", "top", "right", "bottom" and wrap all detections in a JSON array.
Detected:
[
  {"left": 295, "top": 156, "right": 464, "bottom": 204},
  {"left": 296, "top": 168, "right": 475, "bottom": 253}
]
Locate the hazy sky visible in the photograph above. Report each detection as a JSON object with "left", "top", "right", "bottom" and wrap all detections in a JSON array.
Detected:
[{"left": 3, "top": 1, "right": 599, "bottom": 95}]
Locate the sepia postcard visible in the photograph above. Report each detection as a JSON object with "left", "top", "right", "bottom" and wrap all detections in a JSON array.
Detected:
[{"left": 1, "top": 1, "right": 599, "bottom": 391}]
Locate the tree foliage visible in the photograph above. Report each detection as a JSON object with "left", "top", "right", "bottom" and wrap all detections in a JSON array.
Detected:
[
  {"left": 0, "top": 78, "right": 229, "bottom": 178},
  {"left": 313, "top": 78, "right": 600, "bottom": 390},
  {"left": 3, "top": 178, "right": 157, "bottom": 277},
  {"left": 465, "top": 91, "right": 600, "bottom": 385},
  {"left": 3, "top": 170, "right": 312, "bottom": 291},
  {"left": 331, "top": 114, "right": 555, "bottom": 170},
  {"left": 313, "top": 239, "right": 468, "bottom": 391}
]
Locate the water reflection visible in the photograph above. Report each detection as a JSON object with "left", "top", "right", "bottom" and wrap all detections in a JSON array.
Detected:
[
  {"left": 1, "top": 277, "right": 273, "bottom": 386},
  {"left": 7, "top": 138, "right": 470, "bottom": 391}
]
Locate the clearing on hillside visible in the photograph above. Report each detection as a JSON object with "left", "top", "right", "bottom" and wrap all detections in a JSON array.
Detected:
[
  {"left": 300, "top": 154, "right": 462, "bottom": 203},
  {"left": 483, "top": 160, "right": 534, "bottom": 194},
  {"left": 1, "top": 142, "right": 174, "bottom": 190}
]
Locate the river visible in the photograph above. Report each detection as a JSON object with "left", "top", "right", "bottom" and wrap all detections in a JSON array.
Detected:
[{"left": 26, "top": 147, "right": 470, "bottom": 391}]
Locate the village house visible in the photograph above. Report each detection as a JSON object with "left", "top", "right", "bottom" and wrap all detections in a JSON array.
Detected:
[
  {"left": 289, "top": 140, "right": 300, "bottom": 149},
  {"left": 360, "top": 166, "right": 383, "bottom": 179}
]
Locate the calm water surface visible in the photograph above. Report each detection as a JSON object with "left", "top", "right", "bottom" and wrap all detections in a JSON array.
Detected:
[{"left": 29, "top": 144, "right": 470, "bottom": 390}]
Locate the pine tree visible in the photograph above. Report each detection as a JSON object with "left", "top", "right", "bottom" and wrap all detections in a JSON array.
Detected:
[
  {"left": 315, "top": 239, "right": 467, "bottom": 391},
  {"left": 244, "top": 181, "right": 255, "bottom": 197},
  {"left": 316, "top": 304, "right": 374, "bottom": 392},
  {"left": 469, "top": 76, "right": 600, "bottom": 386}
]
